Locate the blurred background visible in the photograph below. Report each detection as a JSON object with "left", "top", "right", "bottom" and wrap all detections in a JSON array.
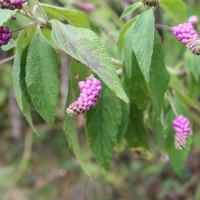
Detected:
[{"left": 1, "top": 0, "right": 200, "bottom": 199}]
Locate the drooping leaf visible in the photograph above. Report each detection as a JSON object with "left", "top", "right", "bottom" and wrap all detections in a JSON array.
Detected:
[
  {"left": 51, "top": 20, "right": 128, "bottom": 103},
  {"left": 85, "top": 85, "right": 122, "bottom": 170},
  {"left": 117, "top": 100, "right": 130, "bottom": 143},
  {"left": 0, "top": 9, "right": 17, "bottom": 26},
  {"left": 13, "top": 27, "right": 37, "bottom": 132},
  {"left": 120, "top": 1, "right": 143, "bottom": 19},
  {"left": 149, "top": 33, "right": 170, "bottom": 112},
  {"left": 164, "top": 99, "right": 192, "bottom": 175},
  {"left": 160, "top": 0, "right": 187, "bottom": 23},
  {"left": 13, "top": 52, "right": 35, "bottom": 131},
  {"left": 132, "top": 9, "right": 155, "bottom": 83},
  {"left": 41, "top": 3, "right": 89, "bottom": 28},
  {"left": 125, "top": 103, "right": 149, "bottom": 149},
  {"left": 26, "top": 27, "right": 59, "bottom": 125}
]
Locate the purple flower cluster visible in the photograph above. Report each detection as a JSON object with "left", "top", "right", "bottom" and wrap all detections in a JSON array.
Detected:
[
  {"left": 172, "top": 115, "right": 191, "bottom": 150},
  {"left": 0, "top": 0, "right": 26, "bottom": 10},
  {"left": 0, "top": 26, "right": 12, "bottom": 47},
  {"left": 172, "top": 22, "right": 198, "bottom": 44},
  {"left": 66, "top": 76, "right": 102, "bottom": 116}
]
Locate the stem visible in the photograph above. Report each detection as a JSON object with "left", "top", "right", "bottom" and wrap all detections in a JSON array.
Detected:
[
  {"left": 155, "top": 24, "right": 173, "bottom": 31},
  {"left": 33, "top": 0, "right": 50, "bottom": 26},
  {"left": 0, "top": 56, "right": 14, "bottom": 65},
  {"left": 165, "top": 92, "right": 178, "bottom": 117},
  {"left": 11, "top": 22, "right": 36, "bottom": 34}
]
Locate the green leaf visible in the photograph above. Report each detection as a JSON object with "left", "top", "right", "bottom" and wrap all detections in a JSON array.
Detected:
[
  {"left": 64, "top": 60, "right": 90, "bottom": 175},
  {"left": 0, "top": 9, "right": 17, "bottom": 26},
  {"left": 149, "top": 33, "right": 170, "bottom": 112},
  {"left": 132, "top": 9, "right": 155, "bottom": 83},
  {"left": 120, "top": 1, "right": 143, "bottom": 19},
  {"left": 52, "top": 20, "right": 128, "bottom": 103},
  {"left": 125, "top": 103, "right": 149, "bottom": 149},
  {"left": 13, "top": 52, "right": 35, "bottom": 131},
  {"left": 123, "top": 53, "right": 150, "bottom": 110},
  {"left": 160, "top": 0, "right": 187, "bottom": 23},
  {"left": 26, "top": 27, "right": 59, "bottom": 125},
  {"left": 117, "top": 18, "right": 135, "bottom": 56},
  {"left": 117, "top": 100, "right": 130, "bottom": 143},
  {"left": 41, "top": 3, "right": 89, "bottom": 28},
  {"left": 164, "top": 99, "right": 192, "bottom": 175},
  {"left": 85, "top": 85, "right": 122, "bottom": 170}
]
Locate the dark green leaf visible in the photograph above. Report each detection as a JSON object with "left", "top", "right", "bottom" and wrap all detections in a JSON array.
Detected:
[
  {"left": 132, "top": 9, "right": 155, "bottom": 83},
  {"left": 149, "top": 33, "right": 170, "bottom": 112},
  {"left": 125, "top": 103, "right": 149, "bottom": 149},
  {"left": 52, "top": 20, "right": 128, "bottom": 103},
  {"left": 86, "top": 85, "right": 122, "bottom": 170},
  {"left": 120, "top": 1, "right": 143, "bottom": 19},
  {"left": 26, "top": 27, "right": 59, "bottom": 125}
]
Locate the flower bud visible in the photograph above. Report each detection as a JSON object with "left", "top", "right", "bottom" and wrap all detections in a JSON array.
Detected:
[
  {"left": 142, "top": 0, "right": 159, "bottom": 7},
  {"left": 188, "top": 16, "right": 199, "bottom": 25}
]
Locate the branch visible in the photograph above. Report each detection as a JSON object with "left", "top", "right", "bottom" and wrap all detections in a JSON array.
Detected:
[{"left": 155, "top": 24, "right": 173, "bottom": 31}]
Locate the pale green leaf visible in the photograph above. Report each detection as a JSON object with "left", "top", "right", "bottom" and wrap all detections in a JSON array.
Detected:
[
  {"left": 132, "top": 9, "right": 155, "bottom": 83},
  {"left": 52, "top": 20, "right": 128, "bottom": 103},
  {"left": 0, "top": 9, "right": 17, "bottom": 26},
  {"left": 120, "top": 1, "right": 143, "bottom": 19},
  {"left": 41, "top": 3, "right": 89, "bottom": 28},
  {"left": 160, "top": 0, "right": 187, "bottom": 23},
  {"left": 26, "top": 27, "right": 59, "bottom": 125},
  {"left": 86, "top": 85, "right": 122, "bottom": 170}
]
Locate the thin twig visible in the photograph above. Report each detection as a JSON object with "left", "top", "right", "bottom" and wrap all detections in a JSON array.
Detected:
[
  {"left": 33, "top": 0, "right": 50, "bottom": 27},
  {"left": 165, "top": 92, "right": 178, "bottom": 117},
  {"left": 11, "top": 22, "right": 36, "bottom": 34},
  {"left": 0, "top": 55, "right": 14, "bottom": 65},
  {"left": 155, "top": 24, "right": 173, "bottom": 31}
]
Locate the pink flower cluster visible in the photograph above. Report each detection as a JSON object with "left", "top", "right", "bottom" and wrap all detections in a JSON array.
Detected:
[
  {"left": 0, "top": 26, "right": 12, "bottom": 47},
  {"left": 172, "top": 115, "right": 191, "bottom": 150},
  {"left": 172, "top": 22, "right": 198, "bottom": 44},
  {"left": 66, "top": 76, "right": 102, "bottom": 116},
  {"left": 0, "top": 0, "right": 26, "bottom": 10}
]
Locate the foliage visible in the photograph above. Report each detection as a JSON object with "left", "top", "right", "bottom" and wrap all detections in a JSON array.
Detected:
[{"left": 1, "top": 1, "right": 200, "bottom": 198}]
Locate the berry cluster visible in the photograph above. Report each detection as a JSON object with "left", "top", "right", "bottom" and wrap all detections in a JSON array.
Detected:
[
  {"left": 142, "top": 0, "right": 159, "bottom": 7},
  {"left": 66, "top": 76, "right": 102, "bottom": 116},
  {"left": 0, "top": 0, "right": 26, "bottom": 10},
  {"left": 172, "top": 115, "right": 191, "bottom": 150},
  {"left": 0, "top": 26, "right": 12, "bottom": 47},
  {"left": 172, "top": 22, "right": 198, "bottom": 44}
]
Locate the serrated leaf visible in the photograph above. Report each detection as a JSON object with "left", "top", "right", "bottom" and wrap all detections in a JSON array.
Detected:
[
  {"left": 86, "top": 85, "right": 122, "bottom": 170},
  {"left": 117, "top": 18, "right": 135, "bottom": 56},
  {"left": 164, "top": 99, "right": 192, "bottom": 175},
  {"left": 26, "top": 27, "right": 59, "bottom": 125},
  {"left": 120, "top": 1, "right": 143, "bottom": 19},
  {"left": 117, "top": 100, "right": 130, "bottom": 143},
  {"left": 149, "top": 33, "right": 170, "bottom": 112},
  {"left": 0, "top": 9, "right": 17, "bottom": 26},
  {"left": 125, "top": 103, "right": 149, "bottom": 149},
  {"left": 64, "top": 60, "right": 91, "bottom": 176},
  {"left": 13, "top": 52, "right": 35, "bottom": 131},
  {"left": 52, "top": 20, "right": 128, "bottom": 103},
  {"left": 160, "top": 0, "right": 187, "bottom": 23},
  {"left": 41, "top": 3, "right": 89, "bottom": 28},
  {"left": 132, "top": 9, "right": 155, "bottom": 83}
]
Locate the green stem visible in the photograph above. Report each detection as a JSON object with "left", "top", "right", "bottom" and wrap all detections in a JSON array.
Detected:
[
  {"left": 165, "top": 92, "right": 178, "bottom": 117},
  {"left": 11, "top": 22, "right": 36, "bottom": 34}
]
